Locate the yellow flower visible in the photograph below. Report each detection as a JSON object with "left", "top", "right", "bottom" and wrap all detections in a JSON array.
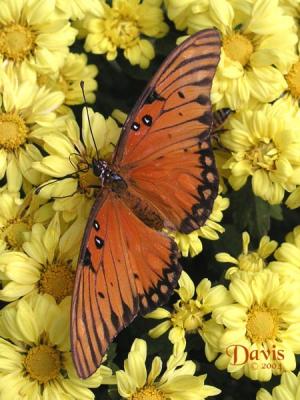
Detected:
[
  {"left": 0, "top": 0, "right": 77, "bottom": 73},
  {"left": 146, "top": 271, "right": 232, "bottom": 361},
  {"left": 213, "top": 270, "right": 300, "bottom": 381},
  {"left": 167, "top": 0, "right": 298, "bottom": 110},
  {"left": 0, "top": 213, "right": 84, "bottom": 302},
  {"left": 37, "top": 52, "right": 98, "bottom": 107},
  {"left": 170, "top": 189, "right": 230, "bottom": 257},
  {"left": 286, "top": 187, "right": 300, "bottom": 209},
  {"left": 285, "top": 59, "right": 300, "bottom": 100},
  {"left": 279, "top": 0, "right": 300, "bottom": 16},
  {"left": 219, "top": 98, "right": 300, "bottom": 204},
  {"left": 0, "top": 294, "right": 112, "bottom": 399},
  {"left": 0, "top": 69, "right": 64, "bottom": 192},
  {"left": 32, "top": 109, "right": 121, "bottom": 221},
  {"left": 164, "top": 0, "right": 199, "bottom": 30},
  {"left": 0, "top": 190, "right": 53, "bottom": 253},
  {"left": 56, "top": 0, "right": 104, "bottom": 20},
  {"left": 84, "top": 0, "right": 169, "bottom": 68},
  {"left": 115, "top": 338, "right": 221, "bottom": 399},
  {"left": 216, "top": 232, "right": 278, "bottom": 281},
  {"left": 269, "top": 226, "right": 300, "bottom": 281},
  {"left": 256, "top": 371, "right": 300, "bottom": 400}
]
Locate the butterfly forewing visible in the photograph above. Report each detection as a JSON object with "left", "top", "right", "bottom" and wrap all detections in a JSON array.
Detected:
[
  {"left": 71, "top": 191, "right": 180, "bottom": 378},
  {"left": 114, "top": 29, "right": 221, "bottom": 233}
]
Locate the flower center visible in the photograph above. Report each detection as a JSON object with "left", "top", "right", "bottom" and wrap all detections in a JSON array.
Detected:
[
  {"left": 285, "top": 60, "right": 300, "bottom": 98},
  {"left": 24, "top": 345, "right": 61, "bottom": 384},
  {"left": 223, "top": 33, "right": 253, "bottom": 67},
  {"left": 1, "top": 218, "right": 30, "bottom": 249},
  {"left": 238, "top": 252, "right": 265, "bottom": 272},
  {"left": 0, "top": 23, "right": 35, "bottom": 62},
  {"left": 0, "top": 113, "right": 29, "bottom": 151},
  {"left": 172, "top": 299, "right": 203, "bottom": 333},
  {"left": 131, "top": 385, "right": 166, "bottom": 400},
  {"left": 246, "top": 140, "right": 278, "bottom": 171},
  {"left": 39, "top": 264, "right": 75, "bottom": 303},
  {"left": 105, "top": 8, "right": 139, "bottom": 48},
  {"left": 246, "top": 304, "right": 278, "bottom": 343}
]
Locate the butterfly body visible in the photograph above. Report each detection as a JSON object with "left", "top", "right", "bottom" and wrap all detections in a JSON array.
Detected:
[{"left": 72, "top": 28, "right": 222, "bottom": 378}]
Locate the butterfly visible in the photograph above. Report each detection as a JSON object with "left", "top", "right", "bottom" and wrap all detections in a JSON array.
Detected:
[{"left": 71, "top": 28, "right": 222, "bottom": 378}]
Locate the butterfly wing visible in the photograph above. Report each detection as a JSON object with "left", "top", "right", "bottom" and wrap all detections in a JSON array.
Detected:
[
  {"left": 114, "top": 29, "right": 221, "bottom": 233},
  {"left": 71, "top": 191, "right": 180, "bottom": 378}
]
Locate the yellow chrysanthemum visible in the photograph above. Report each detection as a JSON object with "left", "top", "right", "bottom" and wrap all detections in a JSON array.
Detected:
[
  {"left": 219, "top": 97, "right": 300, "bottom": 204},
  {"left": 0, "top": 190, "right": 53, "bottom": 253},
  {"left": 115, "top": 338, "right": 221, "bottom": 400},
  {"left": 0, "top": 213, "right": 84, "bottom": 302},
  {"left": 84, "top": 0, "right": 169, "bottom": 68},
  {"left": 256, "top": 371, "right": 300, "bottom": 400},
  {"left": 213, "top": 269, "right": 300, "bottom": 381},
  {"left": 56, "top": 0, "right": 104, "bottom": 20},
  {"left": 216, "top": 232, "right": 278, "bottom": 281},
  {"left": 286, "top": 187, "right": 300, "bottom": 209},
  {"left": 167, "top": 0, "right": 298, "bottom": 110},
  {"left": 170, "top": 189, "right": 230, "bottom": 257},
  {"left": 0, "top": 69, "right": 64, "bottom": 192},
  {"left": 37, "top": 52, "right": 98, "bottom": 107},
  {"left": 285, "top": 59, "right": 300, "bottom": 100},
  {"left": 279, "top": 0, "right": 300, "bottom": 16},
  {"left": 269, "top": 225, "right": 300, "bottom": 281},
  {"left": 0, "top": 0, "right": 77, "bottom": 73},
  {"left": 32, "top": 109, "right": 121, "bottom": 221},
  {"left": 0, "top": 294, "right": 112, "bottom": 399},
  {"left": 146, "top": 271, "right": 232, "bottom": 361}
]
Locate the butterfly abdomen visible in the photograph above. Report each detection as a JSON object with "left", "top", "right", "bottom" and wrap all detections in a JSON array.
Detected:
[{"left": 121, "top": 190, "right": 165, "bottom": 231}]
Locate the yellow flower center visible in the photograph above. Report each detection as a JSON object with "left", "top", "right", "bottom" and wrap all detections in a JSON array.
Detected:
[
  {"left": 24, "top": 345, "right": 61, "bottom": 384},
  {"left": 246, "top": 304, "right": 278, "bottom": 343},
  {"left": 286, "top": 61, "right": 300, "bottom": 99},
  {"left": 1, "top": 218, "right": 31, "bottom": 249},
  {"left": 39, "top": 264, "right": 75, "bottom": 303},
  {"left": 0, "top": 112, "right": 29, "bottom": 151},
  {"left": 172, "top": 299, "right": 203, "bottom": 333},
  {"left": 238, "top": 252, "right": 265, "bottom": 272},
  {"left": 105, "top": 6, "right": 140, "bottom": 48},
  {"left": 247, "top": 140, "right": 279, "bottom": 171},
  {"left": 223, "top": 33, "right": 253, "bottom": 67},
  {"left": 0, "top": 23, "right": 35, "bottom": 62},
  {"left": 131, "top": 385, "right": 166, "bottom": 400}
]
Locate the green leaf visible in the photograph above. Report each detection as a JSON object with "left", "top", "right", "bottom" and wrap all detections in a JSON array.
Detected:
[{"left": 229, "top": 181, "right": 280, "bottom": 239}]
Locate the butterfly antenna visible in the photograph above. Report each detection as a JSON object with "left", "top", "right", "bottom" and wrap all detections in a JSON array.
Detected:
[{"left": 80, "top": 81, "right": 100, "bottom": 162}]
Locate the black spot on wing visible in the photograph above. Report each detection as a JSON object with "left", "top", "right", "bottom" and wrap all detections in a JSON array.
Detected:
[
  {"left": 95, "top": 236, "right": 104, "bottom": 249},
  {"left": 198, "top": 111, "right": 212, "bottom": 126},
  {"left": 197, "top": 95, "right": 209, "bottom": 105},
  {"left": 142, "top": 115, "right": 152, "bottom": 126},
  {"left": 132, "top": 122, "right": 140, "bottom": 131},
  {"left": 145, "top": 90, "right": 165, "bottom": 104},
  {"left": 83, "top": 248, "right": 91, "bottom": 266},
  {"left": 93, "top": 220, "right": 100, "bottom": 231}
]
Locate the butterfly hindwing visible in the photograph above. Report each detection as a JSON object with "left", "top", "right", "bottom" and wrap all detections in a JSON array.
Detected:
[
  {"left": 71, "top": 191, "right": 180, "bottom": 378},
  {"left": 114, "top": 29, "right": 221, "bottom": 233}
]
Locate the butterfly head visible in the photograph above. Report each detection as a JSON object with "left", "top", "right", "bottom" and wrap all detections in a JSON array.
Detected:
[{"left": 92, "top": 158, "right": 127, "bottom": 194}]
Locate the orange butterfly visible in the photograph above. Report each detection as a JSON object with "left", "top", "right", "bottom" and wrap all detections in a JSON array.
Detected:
[{"left": 71, "top": 28, "right": 221, "bottom": 378}]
